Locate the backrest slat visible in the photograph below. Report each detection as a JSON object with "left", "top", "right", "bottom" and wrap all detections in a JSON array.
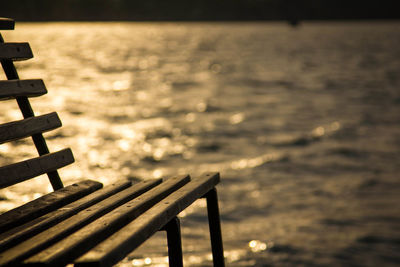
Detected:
[
  {"left": 0, "top": 43, "right": 33, "bottom": 61},
  {"left": 0, "top": 112, "right": 62, "bottom": 144},
  {"left": 0, "top": 149, "right": 75, "bottom": 189},
  {"left": 0, "top": 79, "right": 47, "bottom": 100},
  {"left": 0, "top": 18, "right": 14, "bottom": 30}
]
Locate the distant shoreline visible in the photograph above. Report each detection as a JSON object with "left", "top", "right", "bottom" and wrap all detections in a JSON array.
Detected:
[
  {"left": 2, "top": 0, "right": 398, "bottom": 22},
  {"left": 11, "top": 19, "right": 400, "bottom": 24}
]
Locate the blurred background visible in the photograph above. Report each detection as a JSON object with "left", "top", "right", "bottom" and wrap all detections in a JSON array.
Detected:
[
  {"left": 1, "top": 0, "right": 399, "bottom": 21},
  {"left": 1, "top": 1, "right": 399, "bottom": 266}
]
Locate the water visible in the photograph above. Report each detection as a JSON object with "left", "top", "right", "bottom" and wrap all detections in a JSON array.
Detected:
[{"left": 1, "top": 21, "right": 400, "bottom": 266}]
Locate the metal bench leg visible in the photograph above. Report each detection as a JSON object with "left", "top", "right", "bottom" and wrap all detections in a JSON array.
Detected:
[
  {"left": 205, "top": 188, "right": 225, "bottom": 267},
  {"left": 164, "top": 216, "right": 183, "bottom": 267}
]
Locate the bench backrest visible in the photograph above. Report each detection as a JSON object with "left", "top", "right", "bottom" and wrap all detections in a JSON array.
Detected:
[{"left": 0, "top": 18, "right": 72, "bottom": 191}]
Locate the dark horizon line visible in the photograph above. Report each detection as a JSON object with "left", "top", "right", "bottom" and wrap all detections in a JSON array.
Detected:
[{"left": 12, "top": 18, "right": 400, "bottom": 22}]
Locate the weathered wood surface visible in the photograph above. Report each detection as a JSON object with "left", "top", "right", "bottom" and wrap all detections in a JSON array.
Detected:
[
  {"left": 0, "top": 180, "right": 132, "bottom": 252},
  {"left": 24, "top": 175, "right": 191, "bottom": 267},
  {"left": 0, "top": 79, "right": 47, "bottom": 100},
  {"left": 0, "top": 18, "right": 14, "bottom": 30},
  {"left": 0, "top": 30, "right": 64, "bottom": 190},
  {"left": 0, "top": 148, "right": 75, "bottom": 189},
  {"left": 0, "top": 178, "right": 164, "bottom": 266},
  {"left": 0, "top": 180, "right": 102, "bottom": 233},
  {"left": 0, "top": 112, "right": 61, "bottom": 144},
  {"left": 75, "top": 173, "right": 219, "bottom": 267},
  {"left": 0, "top": 43, "right": 33, "bottom": 61}
]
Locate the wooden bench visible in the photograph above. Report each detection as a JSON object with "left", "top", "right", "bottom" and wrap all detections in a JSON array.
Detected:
[{"left": 0, "top": 18, "right": 225, "bottom": 266}]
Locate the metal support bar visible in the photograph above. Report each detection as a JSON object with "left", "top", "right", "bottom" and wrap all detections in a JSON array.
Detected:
[
  {"left": 204, "top": 188, "right": 225, "bottom": 267},
  {"left": 0, "top": 33, "right": 64, "bottom": 190},
  {"left": 163, "top": 216, "right": 183, "bottom": 267}
]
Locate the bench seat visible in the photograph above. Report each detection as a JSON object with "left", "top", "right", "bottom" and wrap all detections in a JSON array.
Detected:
[{"left": 0, "top": 173, "right": 221, "bottom": 266}]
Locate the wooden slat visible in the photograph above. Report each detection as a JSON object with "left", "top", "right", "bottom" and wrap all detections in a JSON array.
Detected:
[
  {"left": 74, "top": 173, "right": 220, "bottom": 267},
  {"left": 0, "top": 18, "right": 14, "bottom": 30},
  {"left": 0, "top": 43, "right": 33, "bottom": 61},
  {"left": 0, "top": 148, "right": 75, "bottom": 189},
  {"left": 0, "top": 178, "right": 166, "bottom": 266},
  {"left": 0, "top": 112, "right": 61, "bottom": 144},
  {"left": 0, "top": 180, "right": 132, "bottom": 252},
  {"left": 0, "top": 180, "right": 102, "bottom": 233},
  {"left": 0, "top": 35, "right": 64, "bottom": 190},
  {"left": 22, "top": 175, "right": 191, "bottom": 267},
  {"left": 0, "top": 79, "right": 47, "bottom": 100}
]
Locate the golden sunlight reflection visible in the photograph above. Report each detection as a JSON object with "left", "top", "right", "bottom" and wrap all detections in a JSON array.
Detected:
[
  {"left": 152, "top": 169, "right": 163, "bottom": 178},
  {"left": 112, "top": 80, "right": 130, "bottom": 91},
  {"left": 129, "top": 152, "right": 288, "bottom": 180},
  {"left": 229, "top": 112, "right": 245, "bottom": 125},
  {"left": 230, "top": 153, "right": 283, "bottom": 170},
  {"left": 131, "top": 256, "right": 163, "bottom": 266},
  {"left": 0, "top": 143, "right": 10, "bottom": 153},
  {"left": 224, "top": 249, "right": 247, "bottom": 263},
  {"left": 178, "top": 198, "right": 206, "bottom": 217},
  {"left": 3, "top": 22, "right": 399, "bottom": 267},
  {"left": 311, "top": 121, "right": 341, "bottom": 138},
  {"left": 186, "top": 255, "right": 207, "bottom": 265},
  {"left": 115, "top": 126, "right": 144, "bottom": 140},
  {"left": 248, "top": 240, "right": 268, "bottom": 252},
  {"left": 117, "top": 140, "right": 131, "bottom": 151}
]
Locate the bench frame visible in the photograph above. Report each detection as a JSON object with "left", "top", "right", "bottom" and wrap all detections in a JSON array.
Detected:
[{"left": 0, "top": 17, "right": 225, "bottom": 266}]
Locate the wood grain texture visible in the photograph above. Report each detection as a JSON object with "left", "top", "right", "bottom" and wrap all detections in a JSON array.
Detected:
[
  {"left": 0, "top": 180, "right": 102, "bottom": 233},
  {"left": 0, "top": 18, "right": 14, "bottom": 30},
  {"left": 0, "top": 112, "right": 61, "bottom": 144},
  {"left": 0, "top": 148, "right": 75, "bottom": 189},
  {"left": 74, "top": 173, "right": 220, "bottom": 267},
  {"left": 0, "top": 43, "right": 33, "bottom": 61},
  {"left": 23, "top": 175, "right": 191, "bottom": 267},
  {"left": 0, "top": 79, "right": 47, "bottom": 100},
  {"left": 0, "top": 179, "right": 163, "bottom": 266},
  {"left": 0, "top": 180, "right": 132, "bottom": 252}
]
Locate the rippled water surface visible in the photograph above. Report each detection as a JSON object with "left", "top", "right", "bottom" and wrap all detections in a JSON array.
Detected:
[{"left": 1, "top": 21, "right": 400, "bottom": 266}]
